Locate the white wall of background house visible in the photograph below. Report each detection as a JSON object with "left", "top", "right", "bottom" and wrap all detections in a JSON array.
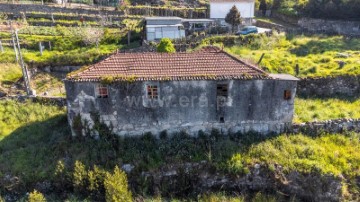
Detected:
[{"left": 210, "top": 0, "right": 255, "bottom": 26}]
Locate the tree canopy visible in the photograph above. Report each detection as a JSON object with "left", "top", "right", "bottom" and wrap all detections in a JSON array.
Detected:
[{"left": 225, "top": 6, "right": 242, "bottom": 33}]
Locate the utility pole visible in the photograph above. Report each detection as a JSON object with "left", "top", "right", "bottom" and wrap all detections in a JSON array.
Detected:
[{"left": 12, "top": 29, "right": 32, "bottom": 96}]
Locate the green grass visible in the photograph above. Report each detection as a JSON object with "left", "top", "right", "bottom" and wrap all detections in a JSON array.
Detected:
[
  {"left": 0, "top": 100, "right": 66, "bottom": 140},
  {"left": 241, "top": 133, "right": 360, "bottom": 177},
  {"left": 294, "top": 98, "right": 360, "bottom": 123},
  {"left": 224, "top": 34, "right": 360, "bottom": 78},
  {"left": 0, "top": 63, "right": 22, "bottom": 85}
]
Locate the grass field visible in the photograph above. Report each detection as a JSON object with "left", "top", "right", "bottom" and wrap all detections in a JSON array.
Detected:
[
  {"left": 294, "top": 97, "right": 360, "bottom": 123},
  {"left": 224, "top": 34, "right": 360, "bottom": 78}
]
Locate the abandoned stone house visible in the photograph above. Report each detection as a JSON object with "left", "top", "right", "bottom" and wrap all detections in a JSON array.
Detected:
[{"left": 65, "top": 47, "right": 298, "bottom": 137}]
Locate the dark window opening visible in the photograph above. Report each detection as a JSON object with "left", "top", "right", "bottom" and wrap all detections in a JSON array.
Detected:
[
  {"left": 96, "top": 84, "right": 108, "bottom": 98},
  {"left": 217, "top": 84, "right": 228, "bottom": 97},
  {"left": 284, "top": 90, "right": 291, "bottom": 100},
  {"left": 220, "top": 117, "right": 225, "bottom": 123},
  {"left": 147, "top": 85, "right": 159, "bottom": 99}
]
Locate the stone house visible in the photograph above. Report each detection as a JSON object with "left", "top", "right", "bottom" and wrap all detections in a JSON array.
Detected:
[
  {"left": 65, "top": 47, "right": 298, "bottom": 137},
  {"left": 210, "top": 0, "right": 255, "bottom": 26}
]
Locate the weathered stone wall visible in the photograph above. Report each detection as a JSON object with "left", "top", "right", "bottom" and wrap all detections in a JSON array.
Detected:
[
  {"left": 292, "top": 119, "right": 360, "bottom": 134},
  {"left": 271, "top": 11, "right": 299, "bottom": 25},
  {"left": 64, "top": 79, "right": 297, "bottom": 137},
  {"left": 4, "top": 95, "right": 66, "bottom": 106},
  {"left": 255, "top": 19, "right": 285, "bottom": 31},
  {"left": 298, "top": 18, "right": 360, "bottom": 36},
  {"left": 297, "top": 75, "right": 360, "bottom": 97}
]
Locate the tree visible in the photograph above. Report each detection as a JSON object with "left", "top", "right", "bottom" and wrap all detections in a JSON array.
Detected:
[
  {"left": 104, "top": 166, "right": 132, "bottom": 202},
  {"left": 259, "top": 0, "right": 268, "bottom": 16},
  {"left": 122, "top": 19, "right": 141, "bottom": 46},
  {"left": 157, "top": 38, "right": 176, "bottom": 53},
  {"left": 225, "top": 5, "right": 242, "bottom": 33}
]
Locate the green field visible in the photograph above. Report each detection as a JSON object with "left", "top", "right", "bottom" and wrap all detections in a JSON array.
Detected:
[
  {"left": 294, "top": 98, "right": 360, "bottom": 123},
  {"left": 222, "top": 34, "right": 360, "bottom": 78}
]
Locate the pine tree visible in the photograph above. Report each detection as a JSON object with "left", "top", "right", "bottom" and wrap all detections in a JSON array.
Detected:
[
  {"left": 259, "top": 0, "right": 268, "bottom": 16},
  {"left": 225, "top": 5, "right": 242, "bottom": 33}
]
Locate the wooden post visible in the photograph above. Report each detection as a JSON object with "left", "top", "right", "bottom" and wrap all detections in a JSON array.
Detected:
[
  {"left": 0, "top": 40, "right": 3, "bottom": 53},
  {"left": 39, "top": 42, "right": 43, "bottom": 56},
  {"left": 127, "top": 30, "right": 131, "bottom": 45},
  {"left": 257, "top": 53, "right": 265, "bottom": 65},
  {"left": 295, "top": 64, "right": 300, "bottom": 76}
]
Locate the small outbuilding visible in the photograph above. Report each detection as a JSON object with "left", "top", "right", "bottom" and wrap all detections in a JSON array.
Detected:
[
  {"left": 65, "top": 47, "right": 298, "bottom": 137},
  {"left": 144, "top": 17, "right": 186, "bottom": 41}
]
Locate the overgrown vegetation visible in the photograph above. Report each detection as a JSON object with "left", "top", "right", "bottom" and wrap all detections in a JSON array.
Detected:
[
  {"left": 0, "top": 63, "right": 22, "bottom": 88},
  {"left": 294, "top": 97, "right": 360, "bottom": 123},
  {"left": 206, "top": 33, "right": 360, "bottom": 78},
  {"left": 0, "top": 25, "right": 141, "bottom": 67},
  {"left": 0, "top": 100, "right": 359, "bottom": 200},
  {"left": 0, "top": 99, "right": 65, "bottom": 139}
]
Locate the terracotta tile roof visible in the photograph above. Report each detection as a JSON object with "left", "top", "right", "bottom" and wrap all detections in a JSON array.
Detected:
[{"left": 67, "top": 47, "right": 269, "bottom": 82}]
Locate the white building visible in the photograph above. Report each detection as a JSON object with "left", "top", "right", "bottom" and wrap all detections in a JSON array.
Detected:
[
  {"left": 145, "top": 17, "right": 186, "bottom": 41},
  {"left": 210, "top": 0, "right": 255, "bottom": 25}
]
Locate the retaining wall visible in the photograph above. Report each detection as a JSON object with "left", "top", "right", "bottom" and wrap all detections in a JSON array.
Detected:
[{"left": 297, "top": 75, "right": 360, "bottom": 97}]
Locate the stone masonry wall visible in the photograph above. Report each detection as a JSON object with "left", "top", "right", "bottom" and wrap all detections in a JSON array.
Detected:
[
  {"left": 298, "top": 18, "right": 360, "bottom": 36},
  {"left": 65, "top": 79, "right": 297, "bottom": 137},
  {"left": 292, "top": 119, "right": 360, "bottom": 134},
  {"left": 297, "top": 75, "right": 360, "bottom": 97}
]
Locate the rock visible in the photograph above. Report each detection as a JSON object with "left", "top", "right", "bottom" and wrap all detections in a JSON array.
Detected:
[{"left": 122, "top": 164, "right": 134, "bottom": 173}]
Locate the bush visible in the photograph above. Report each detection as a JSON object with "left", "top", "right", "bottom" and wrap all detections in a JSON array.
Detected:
[
  {"left": 227, "top": 153, "right": 248, "bottom": 174},
  {"left": 73, "top": 160, "right": 87, "bottom": 191},
  {"left": 28, "top": 190, "right": 46, "bottom": 202},
  {"left": 104, "top": 166, "right": 132, "bottom": 202},
  {"left": 88, "top": 165, "right": 106, "bottom": 192},
  {"left": 157, "top": 38, "right": 176, "bottom": 53}
]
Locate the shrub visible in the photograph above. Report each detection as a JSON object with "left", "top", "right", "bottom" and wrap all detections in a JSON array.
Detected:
[
  {"left": 157, "top": 38, "right": 176, "bottom": 53},
  {"left": 73, "top": 160, "right": 87, "bottom": 191},
  {"left": 227, "top": 153, "right": 248, "bottom": 174},
  {"left": 28, "top": 190, "right": 46, "bottom": 202},
  {"left": 88, "top": 165, "right": 106, "bottom": 192},
  {"left": 104, "top": 166, "right": 132, "bottom": 202}
]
